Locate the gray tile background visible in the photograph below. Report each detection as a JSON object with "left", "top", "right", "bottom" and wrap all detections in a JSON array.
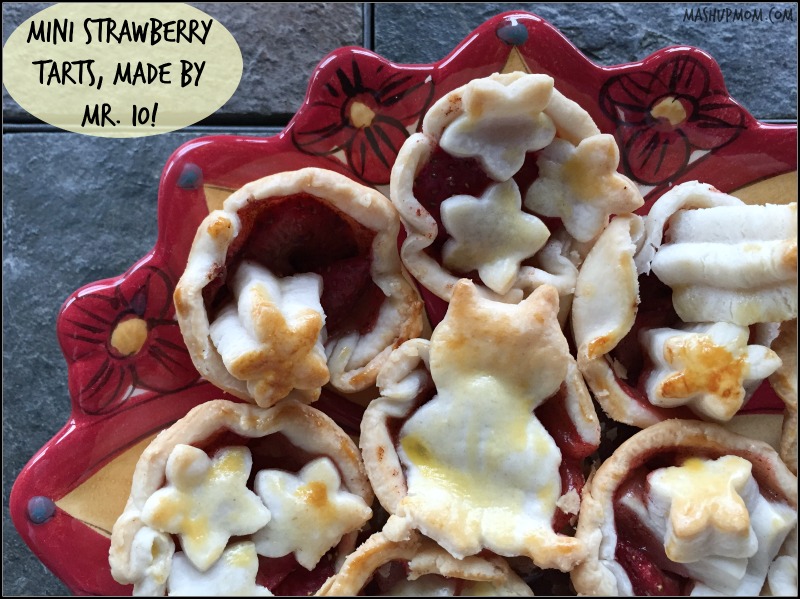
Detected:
[{"left": 3, "top": 3, "right": 797, "bottom": 595}]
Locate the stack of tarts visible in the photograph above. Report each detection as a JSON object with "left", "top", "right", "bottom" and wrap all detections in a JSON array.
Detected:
[{"left": 109, "top": 72, "right": 798, "bottom": 596}]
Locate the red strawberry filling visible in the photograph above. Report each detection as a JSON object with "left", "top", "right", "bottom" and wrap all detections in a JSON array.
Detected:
[
  {"left": 535, "top": 386, "right": 598, "bottom": 531},
  {"left": 612, "top": 465, "right": 690, "bottom": 595},
  {"left": 411, "top": 146, "right": 493, "bottom": 261},
  {"left": 202, "top": 193, "right": 384, "bottom": 338},
  {"left": 314, "top": 256, "right": 385, "bottom": 336},
  {"left": 615, "top": 541, "right": 685, "bottom": 596},
  {"left": 257, "top": 553, "right": 336, "bottom": 596},
  {"left": 411, "top": 146, "right": 560, "bottom": 266}
]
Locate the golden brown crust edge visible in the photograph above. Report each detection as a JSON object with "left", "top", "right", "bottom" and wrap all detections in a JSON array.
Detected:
[
  {"left": 572, "top": 214, "right": 669, "bottom": 428},
  {"left": 317, "top": 530, "right": 533, "bottom": 596}
]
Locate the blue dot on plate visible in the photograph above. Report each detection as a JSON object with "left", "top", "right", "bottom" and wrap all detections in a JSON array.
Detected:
[
  {"left": 178, "top": 163, "right": 203, "bottom": 190},
  {"left": 496, "top": 22, "right": 529, "bottom": 46},
  {"left": 27, "top": 496, "right": 56, "bottom": 524}
]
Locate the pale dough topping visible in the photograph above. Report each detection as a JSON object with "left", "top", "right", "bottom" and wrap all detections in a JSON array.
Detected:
[
  {"left": 438, "top": 73, "right": 556, "bottom": 181},
  {"left": 167, "top": 542, "right": 273, "bottom": 596},
  {"left": 390, "top": 281, "right": 582, "bottom": 568},
  {"left": 440, "top": 180, "right": 550, "bottom": 295},
  {"left": 640, "top": 322, "right": 782, "bottom": 421},
  {"left": 140, "top": 445, "right": 271, "bottom": 572},
  {"left": 618, "top": 455, "right": 797, "bottom": 595},
  {"left": 640, "top": 186, "right": 797, "bottom": 326},
  {"left": 252, "top": 457, "right": 372, "bottom": 570},
  {"left": 649, "top": 456, "right": 759, "bottom": 563},
  {"left": 524, "top": 135, "right": 643, "bottom": 243},
  {"left": 209, "top": 260, "right": 329, "bottom": 407}
]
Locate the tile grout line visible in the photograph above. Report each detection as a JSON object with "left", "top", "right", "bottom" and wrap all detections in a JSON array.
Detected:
[
  {"left": 363, "top": 2, "right": 375, "bottom": 50},
  {"left": 2, "top": 4, "right": 797, "bottom": 133},
  {"left": 1, "top": 123, "right": 287, "bottom": 135},
  {"left": 5, "top": 119, "right": 798, "bottom": 136}
]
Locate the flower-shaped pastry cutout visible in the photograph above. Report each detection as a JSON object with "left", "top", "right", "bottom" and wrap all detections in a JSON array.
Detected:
[
  {"left": 253, "top": 457, "right": 372, "bottom": 571},
  {"left": 209, "top": 261, "right": 329, "bottom": 407},
  {"left": 439, "top": 73, "right": 556, "bottom": 181},
  {"left": 141, "top": 445, "right": 271, "bottom": 571},
  {"left": 524, "top": 135, "right": 644, "bottom": 243},
  {"left": 441, "top": 180, "right": 550, "bottom": 295},
  {"left": 647, "top": 456, "right": 758, "bottom": 564},
  {"left": 168, "top": 542, "right": 273, "bottom": 596},
  {"left": 640, "top": 322, "right": 782, "bottom": 421}
]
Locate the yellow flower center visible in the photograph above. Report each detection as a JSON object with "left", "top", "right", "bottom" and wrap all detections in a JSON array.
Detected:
[
  {"left": 650, "top": 96, "right": 687, "bottom": 126},
  {"left": 110, "top": 317, "right": 148, "bottom": 356},
  {"left": 349, "top": 101, "right": 376, "bottom": 129}
]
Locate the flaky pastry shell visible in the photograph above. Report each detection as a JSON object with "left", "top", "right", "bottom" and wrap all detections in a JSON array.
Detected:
[
  {"left": 390, "top": 71, "right": 642, "bottom": 315},
  {"left": 571, "top": 419, "right": 798, "bottom": 596},
  {"left": 174, "top": 167, "right": 423, "bottom": 408},
  {"left": 109, "top": 399, "right": 373, "bottom": 595},
  {"left": 317, "top": 530, "right": 533, "bottom": 596},
  {"left": 770, "top": 319, "right": 798, "bottom": 474},
  {"left": 572, "top": 182, "right": 797, "bottom": 464}
]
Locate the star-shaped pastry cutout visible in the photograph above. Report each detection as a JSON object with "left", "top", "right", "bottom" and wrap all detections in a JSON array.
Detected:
[
  {"left": 167, "top": 542, "right": 273, "bottom": 596},
  {"left": 210, "top": 261, "right": 330, "bottom": 407},
  {"left": 524, "top": 135, "right": 644, "bottom": 242},
  {"left": 439, "top": 73, "right": 556, "bottom": 181},
  {"left": 440, "top": 179, "right": 550, "bottom": 295},
  {"left": 648, "top": 455, "right": 758, "bottom": 564},
  {"left": 141, "top": 445, "right": 271, "bottom": 572},
  {"left": 641, "top": 322, "right": 782, "bottom": 421},
  {"left": 252, "top": 457, "right": 372, "bottom": 570}
]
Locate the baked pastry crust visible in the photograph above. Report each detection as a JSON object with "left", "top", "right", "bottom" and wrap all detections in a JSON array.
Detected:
[
  {"left": 174, "top": 167, "right": 423, "bottom": 407},
  {"left": 317, "top": 530, "right": 533, "bottom": 596},
  {"left": 770, "top": 319, "right": 798, "bottom": 474},
  {"left": 360, "top": 279, "right": 599, "bottom": 572},
  {"left": 109, "top": 399, "right": 373, "bottom": 595},
  {"left": 572, "top": 182, "right": 796, "bottom": 438},
  {"left": 390, "top": 71, "right": 642, "bottom": 313},
  {"left": 571, "top": 419, "right": 798, "bottom": 596},
  {"left": 637, "top": 183, "right": 797, "bottom": 326}
]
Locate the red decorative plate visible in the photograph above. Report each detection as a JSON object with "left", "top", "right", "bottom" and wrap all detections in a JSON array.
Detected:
[{"left": 10, "top": 11, "right": 797, "bottom": 596}]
